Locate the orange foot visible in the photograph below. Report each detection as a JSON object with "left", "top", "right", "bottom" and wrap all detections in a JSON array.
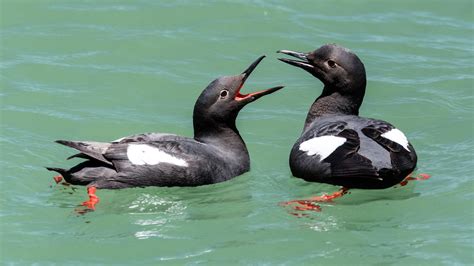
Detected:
[
  {"left": 309, "top": 187, "right": 349, "bottom": 202},
  {"left": 281, "top": 199, "right": 322, "bottom": 212},
  {"left": 280, "top": 187, "right": 349, "bottom": 212},
  {"left": 400, "top": 173, "right": 431, "bottom": 186},
  {"left": 53, "top": 175, "right": 63, "bottom": 184},
  {"left": 81, "top": 186, "right": 100, "bottom": 210}
]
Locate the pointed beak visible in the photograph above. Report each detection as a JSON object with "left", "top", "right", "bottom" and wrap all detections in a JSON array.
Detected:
[
  {"left": 277, "top": 49, "right": 314, "bottom": 72},
  {"left": 241, "top": 55, "right": 265, "bottom": 81},
  {"left": 235, "top": 55, "right": 284, "bottom": 103}
]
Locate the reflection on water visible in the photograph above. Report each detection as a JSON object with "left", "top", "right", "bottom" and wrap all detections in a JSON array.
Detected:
[
  {"left": 128, "top": 193, "right": 187, "bottom": 213},
  {"left": 157, "top": 249, "right": 213, "bottom": 262},
  {"left": 128, "top": 194, "right": 187, "bottom": 239},
  {"left": 305, "top": 215, "right": 340, "bottom": 232}
]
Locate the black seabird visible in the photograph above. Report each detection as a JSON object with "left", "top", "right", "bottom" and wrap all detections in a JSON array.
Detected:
[
  {"left": 277, "top": 44, "right": 429, "bottom": 210},
  {"left": 47, "top": 56, "right": 284, "bottom": 210}
]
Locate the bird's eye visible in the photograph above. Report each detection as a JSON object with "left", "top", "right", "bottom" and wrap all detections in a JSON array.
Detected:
[
  {"left": 219, "top": 90, "right": 229, "bottom": 98},
  {"left": 327, "top": 60, "right": 337, "bottom": 68}
]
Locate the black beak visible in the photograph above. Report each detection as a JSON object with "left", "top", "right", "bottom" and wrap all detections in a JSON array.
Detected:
[
  {"left": 241, "top": 55, "right": 265, "bottom": 82},
  {"left": 277, "top": 49, "right": 314, "bottom": 72},
  {"left": 235, "top": 55, "right": 284, "bottom": 103}
]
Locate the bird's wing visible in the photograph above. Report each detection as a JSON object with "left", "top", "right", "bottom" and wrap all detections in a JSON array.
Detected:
[
  {"left": 56, "top": 140, "right": 113, "bottom": 166},
  {"left": 297, "top": 121, "right": 379, "bottom": 179},
  {"left": 323, "top": 127, "right": 380, "bottom": 179},
  {"left": 111, "top": 132, "right": 180, "bottom": 143},
  {"left": 361, "top": 119, "right": 417, "bottom": 170},
  {"left": 63, "top": 133, "right": 180, "bottom": 163},
  {"left": 101, "top": 138, "right": 219, "bottom": 186}
]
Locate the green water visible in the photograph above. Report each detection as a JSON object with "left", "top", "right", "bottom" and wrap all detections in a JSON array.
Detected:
[{"left": 1, "top": 0, "right": 473, "bottom": 264}]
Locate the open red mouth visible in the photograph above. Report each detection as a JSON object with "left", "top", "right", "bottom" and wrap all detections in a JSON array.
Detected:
[
  {"left": 234, "top": 56, "right": 284, "bottom": 102},
  {"left": 234, "top": 83, "right": 277, "bottom": 102}
]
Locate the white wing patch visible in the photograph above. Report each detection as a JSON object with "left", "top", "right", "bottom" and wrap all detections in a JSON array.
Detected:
[
  {"left": 381, "top": 128, "right": 410, "bottom": 152},
  {"left": 299, "top": 135, "right": 347, "bottom": 161},
  {"left": 127, "top": 144, "right": 188, "bottom": 167}
]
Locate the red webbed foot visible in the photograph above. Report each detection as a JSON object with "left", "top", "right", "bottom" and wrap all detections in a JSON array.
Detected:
[
  {"left": 280, "top": 199, "right": 322, "bottom": 212},
  {"left": 52, "top": 175, "right": 71, "bottom": 187},
  {"left": 280, "top": 187, "right": 349, "bottom": 213},
  {"left": 53, "top": 175, "right": 63, "bottom": 184},
  {"left": 309, "top": 187, "right": 349, "bottom": 202},
  {"left": 400, "top": 173, "right": 431, "bottom": 186},
  {"left": 81, "top": 186, "right": 100, "bottom": 210}
]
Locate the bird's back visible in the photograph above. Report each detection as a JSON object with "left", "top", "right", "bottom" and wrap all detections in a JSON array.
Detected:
[{"left": 290, "top": 115, "right": 417, "bottom": 189}]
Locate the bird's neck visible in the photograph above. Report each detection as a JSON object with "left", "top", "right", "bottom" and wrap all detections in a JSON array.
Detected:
[
  {"left": 303, "top": 86, "right": 364, "bottom": 132},
  {"left": 193, "top": 117, "right": 250, "bottom": 163}
]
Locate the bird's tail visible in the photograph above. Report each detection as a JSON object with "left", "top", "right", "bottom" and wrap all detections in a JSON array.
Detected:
[
  {"left": 45, "top": 167, "right": 67, "bottom": 175},
  {"left": 45, "top": 167, "right": 70, "bottom": 184}
]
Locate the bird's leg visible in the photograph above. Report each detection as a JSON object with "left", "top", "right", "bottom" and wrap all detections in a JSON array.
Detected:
[
  {"left": 81, "top": 186, "right": 100, "bottom": 210},
  {"left": 400, "top": 173, "right": 431, "bottom": 186},
  {"left": 308, "top": 187, "right": 349, "bottom": 202},
  {"left": 280, "top": 187, "right": 349, "bottom": 212}
]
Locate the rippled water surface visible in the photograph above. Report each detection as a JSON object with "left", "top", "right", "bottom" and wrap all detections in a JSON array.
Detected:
[{"left": 1, "top": 1, "right": 473, "bottom": 264}]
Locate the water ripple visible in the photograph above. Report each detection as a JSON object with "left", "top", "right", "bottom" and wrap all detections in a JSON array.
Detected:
[
  {"left": 157, "top": 249, "right": 213, "bottom": 262},
  {"left": 0, "top": 51, "right": 104, "bottom": 69},
  {"left": 1, "top": 23, "right": 193, "bottom": 40},
  {"left": 291, "top": 11, "right": 472, "bottom": 30},
  {"left": 1, "top": 105, "right": 84, "bottom": 121},
  {"left": 49, "top": 4, "right": 139, "bottom": 12}
]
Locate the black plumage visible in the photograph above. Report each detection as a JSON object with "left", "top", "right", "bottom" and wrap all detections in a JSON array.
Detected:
[
  {"left": 278, "top": 44, "right": 417, "bottom": 190},
  {"left": 47, "top": 56, "right": 283, "bottom": 193}
]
